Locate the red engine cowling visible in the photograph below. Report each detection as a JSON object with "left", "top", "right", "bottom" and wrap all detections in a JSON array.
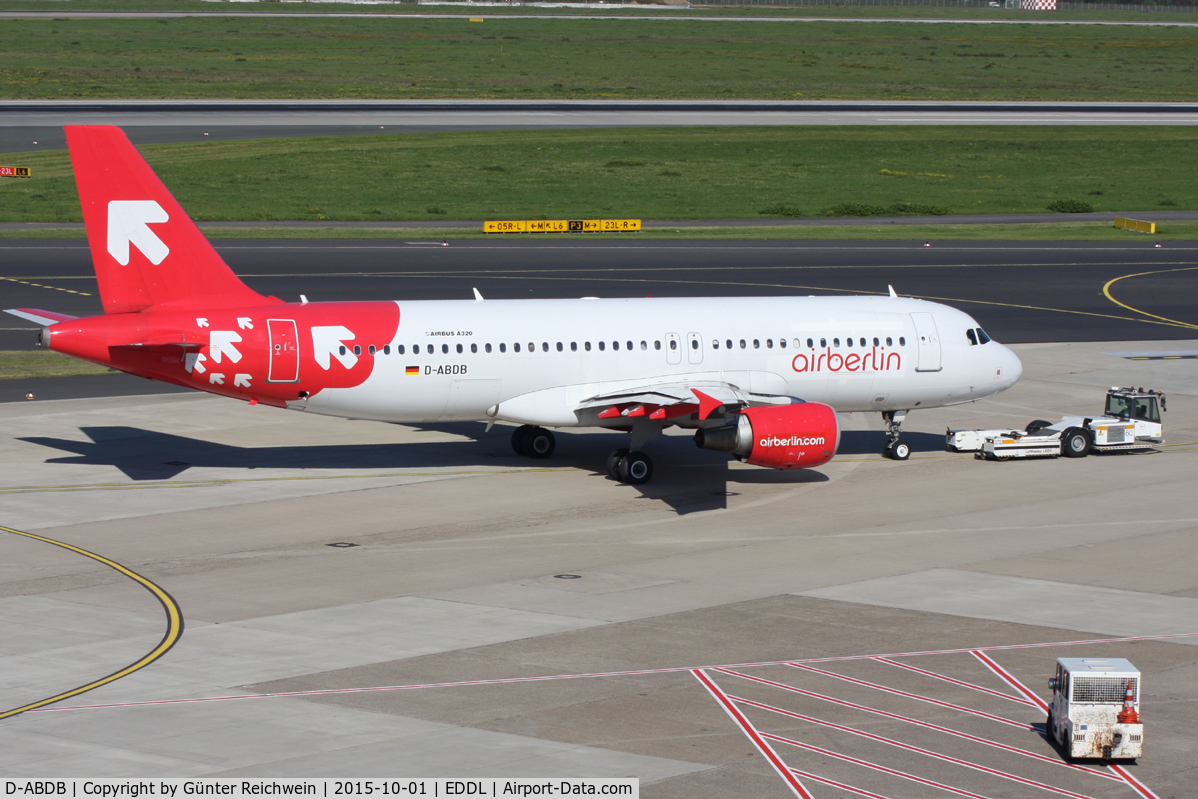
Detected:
[{"left": 694, "top": 403, "right": 840, "bottom": 469}]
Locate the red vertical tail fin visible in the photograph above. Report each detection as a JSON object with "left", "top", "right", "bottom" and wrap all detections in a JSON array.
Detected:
[{"left": 66, "top": 125, "right": 274, "bottom": 314}]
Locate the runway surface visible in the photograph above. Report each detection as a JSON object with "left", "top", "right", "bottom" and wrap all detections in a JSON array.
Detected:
[{"left": 6, "top": 100, "right": 1198, "bottom": 152}]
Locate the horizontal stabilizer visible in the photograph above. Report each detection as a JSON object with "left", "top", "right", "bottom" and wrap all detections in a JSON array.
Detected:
[{"left": 4, "top": 308, "right": 79, "bottom": 326}]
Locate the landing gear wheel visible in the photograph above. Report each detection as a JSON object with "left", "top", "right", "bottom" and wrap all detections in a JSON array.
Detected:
[
  {"left": 617, "top": 451, "right": 654, "bottom": 485},
  {"left": 606, "top": 448, "right": 629, "bottom": 479},
  {"left": 1062, "top": 427, "right": 1092, "bottom": 458},
  {"left": 511, "top": 425, "right": 534, "bottom": 457},
  {"left": 889, "top": 440, "right": 911, "bottom": 460},
  {"left": 525, "top": 427, "right": 555, "bottom": 459}
]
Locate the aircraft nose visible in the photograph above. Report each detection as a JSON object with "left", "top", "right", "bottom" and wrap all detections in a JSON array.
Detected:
[{"left": 1000, "top": 344, "right": 1022, "bottom": 388}]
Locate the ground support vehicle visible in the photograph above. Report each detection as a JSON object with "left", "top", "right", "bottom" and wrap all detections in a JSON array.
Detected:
[
  {"left": 946, "top": 387, "right": 1165, "bottom": 460},
  {"left": 1048, "top": 658, "right": 1143, "bottom": 761}
]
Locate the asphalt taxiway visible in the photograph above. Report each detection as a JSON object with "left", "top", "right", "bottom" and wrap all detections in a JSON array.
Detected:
[{"left": 3, "top": 237, "right": 1198, "bottom": 794}]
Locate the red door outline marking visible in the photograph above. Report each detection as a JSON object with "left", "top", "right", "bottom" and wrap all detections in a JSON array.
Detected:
[{"left": 267, "top": 319, "right": 300, "bottom": 383}]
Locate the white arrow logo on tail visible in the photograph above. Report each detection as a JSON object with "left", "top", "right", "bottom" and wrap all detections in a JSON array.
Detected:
[
  {"left": 196, "top": 317, "right": 209, "bottom": 328},
  {"left": 185, "top": 352, "right": 207, "bottom": 374},
  {"left": 107, "top": 200, "right": 170, "bottom": 266},
  {"left": 311, "top": 326, "right": 357, "bottom": 370},
  {"left": 208, "top": 330, "right": 243, "bottom": 364},
  {"left": 237, "top": 317, "right": 254, "bottom": 330},
  {"left": 233, "top": 374, "right": 251, "bottom": 388},
  {"left": 209, "top": 373, "right": 225, "bottom": 385}
]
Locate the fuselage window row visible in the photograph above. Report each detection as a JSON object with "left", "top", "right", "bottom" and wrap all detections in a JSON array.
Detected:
[{"left": 346, "top": 335, "right": 908, "bottom": 358}]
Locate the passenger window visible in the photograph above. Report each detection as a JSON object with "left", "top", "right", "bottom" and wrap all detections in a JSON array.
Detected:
[
  {"left": 807, "top": 338, "right": 813, "bottom": 348},
  {"left": 528, "top": 342, "right": 534, "bottom": 353},
  {"left": 654, "top": 340, "right": 661, "bottom": 350},
  {"left": 514, "top": 343, "right": 521, "bottom": 353},
  {"left": 833, "top": 338, "right": 840, "bottom": 347},
  {"left": 339, "top": 345, "right": 347, "bottom": 356},
  {"left": 499, "top": 343, "right": 506, "bottom": 353},
  {"left": 820, "top": 338, "right": 827, "bottom": 348},
  {"left": 873, "top": 337, "right": 879, "bottom": 347},
  {"left": 397, "top": 345, "right": 405, "bottom": 355},
  {"left": 859, "top": 338, "right": 866, "bottom": 347},
  {"left": 368, "top": 345, "right": 376, "bottom": 355},
  {"left": 585, "top": 341, "right": 592, "bottom": 351},
  {"left": 886, "top": 337, "right": 892, "bottom": 346},
  {"left": 613, "top": 341, "right": 620, "bottom": 351},
  {"left": 899, "top": 337, "right": 906, "bottom": 346},
  {"left": 712, "top": 340, "right": 719, "bottom": 349},
  {"left": 571, "top": 342, "right": 577, "bottom": 351},
  {"left": 766, "top": 339, "right": 773, "bottom": 349},
  {"left": 471, "top": 343, "right": 478, "bottom": 353},
  {"left": 457, "top": 343, "right": 463, "bottom": 354},
  {"left": 383, "top": 345, "right": 391, "bottom": 355},
  {"left": 485, "top": 343, "right": 492, "bottom": 353},
  {"left": 726, "top": 339, "right": 733, "bottom": 349},
  {"left": 627, "top": 341, "right": 633, "bottom": 351},
  {"left": 441, "top": 344, "right": 448, "bottom": 354},
  {"left": 669, "top": 340, "right": 677, "bottom": 350},
  {"left": 542, "top": 342, "right": 549, "bottom": 352},
  {"left": 556, "top": 342, "right": 563, "bottom": 352},
  {"left": 599, "top": 341, "right": 606, "bottom": 351},
  {"left": 354, "top": 345, "right": 362, "bottom": 356},
  {"left": 779, "top": 339, "right": 786, "bottom": 349},
  {"left": 641, "top": 341, "right": 647, "bottom": 350},
  {"left": 740, "top": 339, "right": 746, "bottom": 349},
  {"left": 846, "top": 338, "right": 853, "bottom": 348},
  {"left": 967, "top": 329, "right": 978, "bottom": 346}
]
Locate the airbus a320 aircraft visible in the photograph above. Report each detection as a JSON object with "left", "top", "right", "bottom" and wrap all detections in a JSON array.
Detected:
[{"left": 7, "top": 126, "right": 1022, "bottom": 485}]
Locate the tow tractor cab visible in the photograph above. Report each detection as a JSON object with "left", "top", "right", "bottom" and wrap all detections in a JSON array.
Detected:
[
  {"left": 1048, "top": 658, "right": 1143, "bottom": 761},
  {"left": 1101, "top": 387, "right": 1165, "bottom": 442}
]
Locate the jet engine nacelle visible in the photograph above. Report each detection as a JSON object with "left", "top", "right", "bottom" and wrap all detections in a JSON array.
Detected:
[{"left": 694, "top": 402, "right": 840, "bottom": 469}]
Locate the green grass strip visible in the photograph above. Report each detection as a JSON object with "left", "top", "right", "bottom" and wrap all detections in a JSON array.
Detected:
[
  {"left": 0, "top": 350, "right": 111, "bottom": 380},
  {"left": 2, "top": 127, "right": 1194, "bottom": 223},
  {"left": 2, "top": 14, "right": 1196, "bottom": 101}
]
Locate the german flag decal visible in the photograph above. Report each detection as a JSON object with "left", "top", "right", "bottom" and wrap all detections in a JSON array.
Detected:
[{"left": 405, "top": 365, "right": 420, "bottom": 376}]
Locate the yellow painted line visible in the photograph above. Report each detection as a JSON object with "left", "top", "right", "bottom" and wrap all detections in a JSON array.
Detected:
[
  {"left": 0, "top": 467, "right": 578, "bottom": 495},
  {"left": 0, "top": 275, "right": 91, "bottom": 296},
  {"left": 0, "top": 525, "right": 184, "bottom": 719},
  {"left": 1102, "top": 266, "right": 1198, "bottom": 331}
]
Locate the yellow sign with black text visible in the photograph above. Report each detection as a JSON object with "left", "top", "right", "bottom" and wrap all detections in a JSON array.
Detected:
[
  {"left": 0, "top": 165, "right": 30, "bottom": 178},
  {"left": 485, "top": 219, "right": 640, "bottom": 234}
]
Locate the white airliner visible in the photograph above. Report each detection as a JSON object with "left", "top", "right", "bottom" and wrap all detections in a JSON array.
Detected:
[{"left": 7, "top": 126, "right": 1022, "bottom": 484}]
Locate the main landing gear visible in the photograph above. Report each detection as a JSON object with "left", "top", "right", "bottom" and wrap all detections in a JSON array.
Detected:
[
  {"left": 508, "top": 424, "right": 655, "bottom": 485},
  {"left": 511, "top": 424, "right": 555, "bottom": 459},
  {"left": 882, "top": 409, "right": 911, "bottom": 461},
  {"left": 605, "top": 448, "right": 654, "bottom": 485}
]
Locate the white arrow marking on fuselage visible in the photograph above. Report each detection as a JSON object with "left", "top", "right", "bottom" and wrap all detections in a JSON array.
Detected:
[
  {"left": 196, "top": 317, "right": 209, "bottom": 328},
  {"left": 237, "top": 317, "right": 254, "bottom": 330},
  {"left": 311, "top": 326, "right": 358, "bottom": 370},
  {"left": 233, "top": 374, "right": 251, "bottom": 388},
  {"left": 208, "top": 330, "right": 243, "bottom": 364},
  {"left": 209, "top": 373, "right": 225, "bottom": 385},
  {"left": 185, "top": 352, "right": 207, "bottom": 374},
  {"left": 107, "top": 200, "right": 170, "bottom": 266}
]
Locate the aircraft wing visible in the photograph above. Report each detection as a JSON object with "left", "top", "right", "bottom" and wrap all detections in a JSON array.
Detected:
[{"left": 578, "top": 380, "right": 792, "bottom": 422}]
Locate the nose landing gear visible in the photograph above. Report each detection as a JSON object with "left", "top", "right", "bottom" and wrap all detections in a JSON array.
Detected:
[{"left": 883, "top": 410, "right": 911, "bottom": 460}]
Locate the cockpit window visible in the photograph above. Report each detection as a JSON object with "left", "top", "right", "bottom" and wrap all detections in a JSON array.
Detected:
[
  {"left": 977, "top": 328, "right": 991, "bottom": 344},
  {"left": 966, "top": 329, "right": 978, "bottom": 346}
]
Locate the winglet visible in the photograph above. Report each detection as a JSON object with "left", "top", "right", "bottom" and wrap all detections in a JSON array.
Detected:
[
  {"left": 473, "top": 288, "right": 485, "bottom": 301},
  {"left": 888, "top": 285, "right": 898, "bottom": 298},
  {"left": 691, "top": 389, "right": 723, "bottom": 421}
]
